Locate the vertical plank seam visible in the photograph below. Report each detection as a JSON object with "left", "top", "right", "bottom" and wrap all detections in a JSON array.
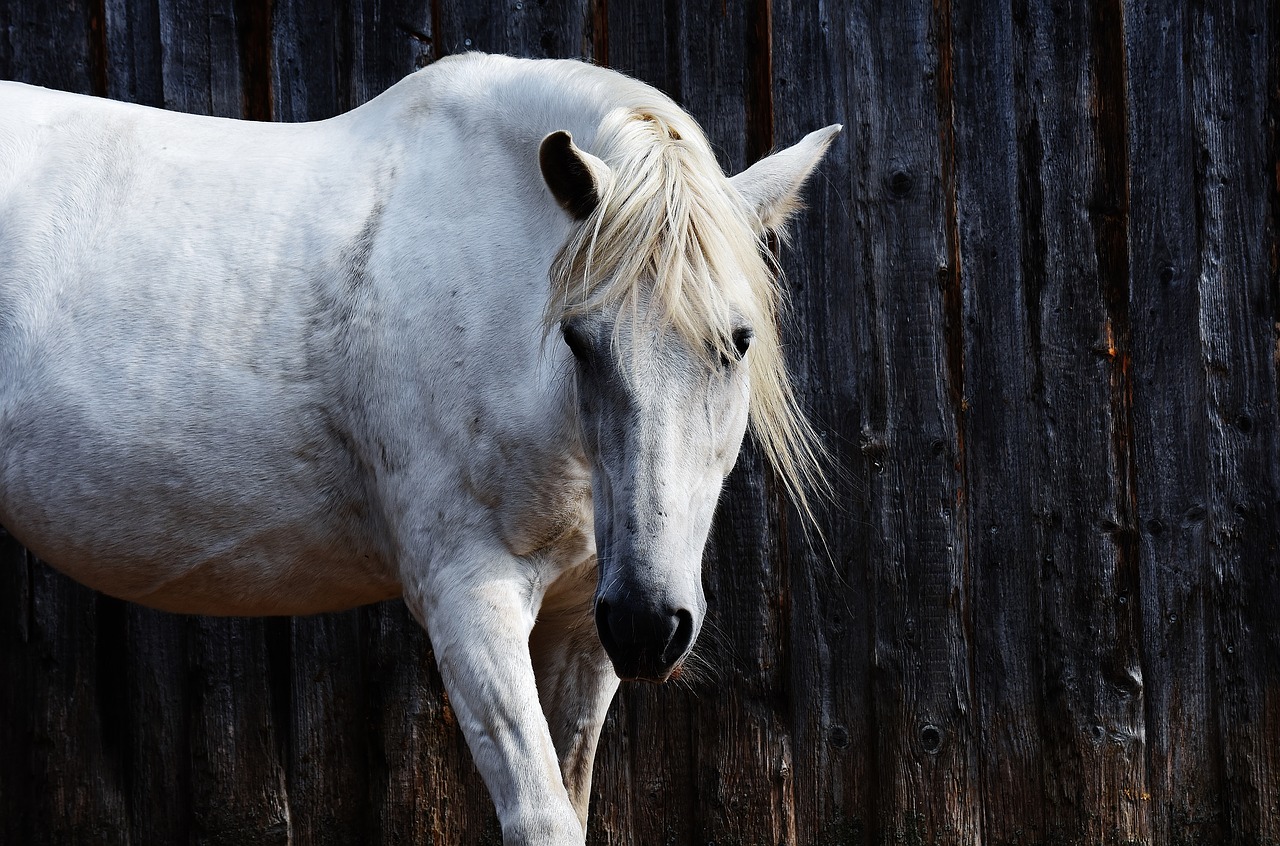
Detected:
[
  {"left": 1264, "top": 6, "right": 1280, "bottom": 831},
  {"left": 590, "top": 0, "right": 609, "bottom": 66},
  {"left": 1097, "top": 3, "right": 1145, "bottom": 814},
  {"left": 743, "top": 6, "right": 797, "bottom": 839},
  {"left": 336, "top": 0, "right": 354, "bottom": 113},
  {"left": 235, "top": 0, "right": 274, "bottom": 120},
  {"left": 746, "top": 0, "right": 774, "bottom": 163},
  {"left": 935, "top": 0, "right": 967, "bottom": 507},
  {"left": 265, "top": 616, "right": 295, "bottom": 834},
  {"left": 1010, "top": 32, "right": 1055, "bottom": 841},
  {"left": 430, "top": 0, "right": 444, "bottom": 60},
  {"left": 88, "top": 0, "right": 108, "bottom": 97},
  {"left": 24, "top": 548, "right": 37, "bottom": 639},
  {"left": 93, "top": 595, "right": 133, "bottom": 813},
  {"left": 663, "top": 0, "right": 683, "bottom": 103}
]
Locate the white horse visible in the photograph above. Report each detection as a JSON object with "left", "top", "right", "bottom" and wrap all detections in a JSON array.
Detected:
[{"left": 0, "top": 53, "right": 837, "bottom": 844}]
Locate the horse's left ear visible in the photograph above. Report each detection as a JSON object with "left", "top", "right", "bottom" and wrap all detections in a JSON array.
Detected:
[
  {"left": 540, "top": 130, "right": 612, "bottom": 220},
  {"left": 730, "top": 124, "right": 841, "bottom": 234}
]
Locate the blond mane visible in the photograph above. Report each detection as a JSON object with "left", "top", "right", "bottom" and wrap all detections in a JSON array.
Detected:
[{"left": 546, "top": 103, "right": 827, "bottom": 525}]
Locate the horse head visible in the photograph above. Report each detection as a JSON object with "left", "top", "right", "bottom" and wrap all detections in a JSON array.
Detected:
[{"left": 540, "top": 110, "right": 839, "bottom": 682}]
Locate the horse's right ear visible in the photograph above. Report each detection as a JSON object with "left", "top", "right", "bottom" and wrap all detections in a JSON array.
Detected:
[{"left": 540, "top": 131, "right": 611, "bottom": 220}]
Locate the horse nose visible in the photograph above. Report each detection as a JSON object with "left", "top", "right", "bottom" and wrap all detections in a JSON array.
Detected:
[{"left": 594, "top": 597, "right": 696, "bottom": 682}]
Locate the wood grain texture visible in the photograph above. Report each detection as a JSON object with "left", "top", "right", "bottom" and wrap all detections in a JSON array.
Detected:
[
  {"left": 1015, "top": 0, "right": 1149, "bottom": 841},
  {"left": 1188, "top": 1, "right": 1280, "bottom": 842},
  {"left": 2, "top": 1, "right": 1279, "bottom": 843},
  {"left": 1123, "top": 2, "right": 1222, "bottom": 843},
  {"left": 949, "top": 1, "right": 1044, "bottom": 842}
]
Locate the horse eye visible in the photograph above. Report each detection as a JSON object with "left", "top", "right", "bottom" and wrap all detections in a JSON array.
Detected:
[
  {"left": 717, "top": 326, "right": 754, "bottom": 369},
  {"left": 561, "top": 322, "right": 592, "bottom": 362}
]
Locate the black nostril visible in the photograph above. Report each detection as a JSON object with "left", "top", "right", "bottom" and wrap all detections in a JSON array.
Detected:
[
  {"left": 595, "top": 599, "right": 617, "bottom": 652},
  {"left": 664, "top": 608, "right": 695, "bottom": 664}
]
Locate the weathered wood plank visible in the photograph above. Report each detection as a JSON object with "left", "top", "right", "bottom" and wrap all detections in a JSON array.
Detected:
[
  {"left": 0, "top": 540, "right": 131, "bottom": 846},
  {"left": 867, "top": 2, "right": 979, "bottom": 841},
  {"left": 0, "top": 0, "right": 99, "bottom": 92},
  {"left": 433, "top": 0, "right": 589, "bottom": 60},
  {"left": 1015, "top": 0, "right": 1149, "bottom": 841},
  {"left": 777, "top": 1, "right": 981, "bottom": 842},
  {"left": 949, "top": 1, "right": 1048, "bottom": 842},
  {"left": 273, "top": 0, "right": 436, "bottom": 120},
  {"left": 604, "top": 0, "right": 678, "bottom": 99},
  {"left": 0, "top": 529, "right": 32, "bottom": 844},
  {"left": 277, "top": 613, "right": 368, "bottom": 846},
  {"left": 1123, "top": 0, "right": 1221, "bottom": 841},
  {"left": 272, "top": 0, "right": 342, "bottom": 121},
  {"left": 104, "top": 0, "right": 165, "bottom": 105},
  {"left": 769, "top": 2, "right": 876, "bottom": 844},
  {"left": 0, "top": 563, "right": 132, "bottom": 845},
  {"left": 1188, "top": 1, "right": 1280, "bottom": 842},
  {"left": 123, "top": 608, "right": 194, "bottom": 845},
  {"left": 153, "top": 0, "right": 243, "bottom": 117},
  {"left": 186, "top": 618, "right": 291, "bottom": 846}
]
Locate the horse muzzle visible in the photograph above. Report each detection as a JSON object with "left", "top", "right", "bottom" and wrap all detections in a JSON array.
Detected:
[{"left": 594, "top": 593, "right": 697, "bottom": 682}]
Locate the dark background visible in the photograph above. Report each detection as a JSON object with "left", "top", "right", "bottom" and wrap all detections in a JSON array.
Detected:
[{"left": 2, "top": 0, "right": 1279, "bottom": 843}]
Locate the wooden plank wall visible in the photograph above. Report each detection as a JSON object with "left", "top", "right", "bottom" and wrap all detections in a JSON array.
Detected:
[{"left": 1, "top": 1, "right": 1278, "bottom": 843}]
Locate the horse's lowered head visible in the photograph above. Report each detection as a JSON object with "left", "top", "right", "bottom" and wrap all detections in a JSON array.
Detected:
[{"left": 540, "top": 109, "right": 840, "bottom": 682}]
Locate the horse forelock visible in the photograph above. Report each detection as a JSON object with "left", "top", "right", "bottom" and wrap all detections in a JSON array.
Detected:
[{"left": 544, "top": 101, "right": 828, "bottom": 527}]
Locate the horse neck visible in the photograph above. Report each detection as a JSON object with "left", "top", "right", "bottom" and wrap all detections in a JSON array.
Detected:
[{"left": 348, "top": 64, "right": 597, "bottom": 483}]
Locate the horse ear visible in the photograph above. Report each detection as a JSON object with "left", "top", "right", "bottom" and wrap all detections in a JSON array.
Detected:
[
  {"left": 730, "top": 124, "right": 841, "bottom": 234},
  {"left": 540, "top": 130, "right": 611, "bottom": 220}
]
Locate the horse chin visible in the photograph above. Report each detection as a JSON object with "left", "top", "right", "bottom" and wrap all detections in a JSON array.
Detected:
[{"left": 611, "top": 662, "right": 683, "bottom": 685}]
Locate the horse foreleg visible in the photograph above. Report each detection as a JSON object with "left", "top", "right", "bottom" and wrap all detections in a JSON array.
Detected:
[
  {"left": 405, "top": 565, "right": 585, "bottom": 846},
  {"left": 529, "top": 601, "right": 619, "bottom": 828}
]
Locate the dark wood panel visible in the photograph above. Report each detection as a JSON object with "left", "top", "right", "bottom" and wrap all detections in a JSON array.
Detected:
[
  {"left": 1014, "top": 0, "right": 1149, "bottom": 841},
  {"left": 949, "top": 1, "right": 1047, "bottom": 841},
  {"left": 769, "top": 2, "right": 875, "bottom": 844},
  {"left": 123, "top": 607, "right": 194, "bottom": 845},
  {"left": 1188, "top": 1, "right": 1280, "bottom": 842},
  {"left": 0, "top": 529, "right": 30, "bottom": 844},
  {"left": 272, "top": 0, "right": 437, "bottom": 121},
  {"left": 433, "top": 0, "right": 590, "bottom": 60},
  {"left": 0, "top": 0, "right": 99, "bottom": 92},
  {"left": 104, "top": 0, "right": 165, "bottom": 105},
  {"left": 186, "top": 618, "right": 291, "bottom": 845},
  {"left": 152, "top": 0, "right": 244, "bottom": 116},
  {"left": 775, "top": 1, "right": 981, "bottom": 842},
  {"left": 1123, "top": 1, "right": 1220, "bottom": 842}
]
